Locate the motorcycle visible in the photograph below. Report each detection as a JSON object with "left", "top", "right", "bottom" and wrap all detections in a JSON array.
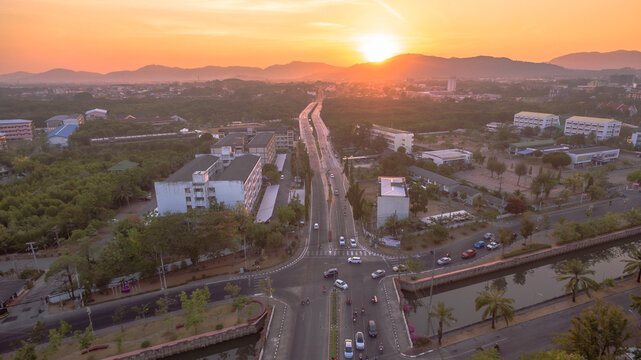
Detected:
[
  {"left": 379, "top": 342, "right": 383, "bottom": 353},
  {"left": 361, "top": 307, "right": 365, "bottom": 314},
  {"left": 301, "top": 300, "right": 305, "bottom": 306},
  {"left": 370, "top": 296, "right": 378, "bottom": 304},
  {"left": 306, "top": 298, "right": 310, "bottom": 305},
  {"left": 346, "top": 297, "right": 351, "bottom": 305}
]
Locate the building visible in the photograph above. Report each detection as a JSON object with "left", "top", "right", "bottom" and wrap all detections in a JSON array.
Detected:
[
  {"left": 219, "top": 125, "right": 297, "bottom": 151},
  {"left": 0, "top": 133, "right": 6, "bottom": 150},
  {"left": 85, "top": 108, "right": 108, "bottom": 120},
  {"left": 0, "top": 119, "right": 33, "bottom": 140},
  {"left": 563, "top": 116, "right": 621, "bottom": 140},
  {"left": 376, "top": 177, "right": 409, "bottom": 228},
  {"left": 631, "top": 132, "right": 641, "bottom": 148},
  {"left": 370, "top": 124, "right": 414, "bottom": 154},
  {"left": 122, "top": 114, "right": 186, "bottom": 128},
  {"left": 247, "top": 132, "right": 276, "bottom": 165},
  {"left": 211, "top": 134, "right": 249, "bottom": 165},
  {"left": 46, "top": 114, "right": 84, "bottom": 129},
  {"left": 508, "top": 139, "right": 556, "bottom": 155},
  {"left": 421, "top": 149, "right": 471, "bottom": 166},
  {"left": 155, "top": 154, "right": 262, "bottom": 214},
  {"left": 565, "top": 146, "right": 620, "bottom": 167},
  {"left": 485, "top": 122, "right": 506, "bottom": 132},
  {"left": 408, "top": 166, "right": 459, "bottom": 193},
  {"left": 447, "top": 77, "right": 456, "bottom": 92},
  {"left": 0, "top": 280, "right": 27, "bottom": 311},
  {"left": 513, "top": 112, "right": 560, "bottom": 132},
  {"left": 47, "top": 124, "right": 78, "bottom": 147}
]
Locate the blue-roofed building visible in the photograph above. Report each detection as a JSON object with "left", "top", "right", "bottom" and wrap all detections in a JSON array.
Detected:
[{"left": 47, "top": 124, "right": 78, "bottom": 147}]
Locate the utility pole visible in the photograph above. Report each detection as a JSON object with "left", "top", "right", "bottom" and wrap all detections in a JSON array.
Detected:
[{"left": 25, "top": 242, "right": 39, "bottom": 271}]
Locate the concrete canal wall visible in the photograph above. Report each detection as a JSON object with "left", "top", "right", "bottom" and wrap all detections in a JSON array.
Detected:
[{"left": 398, "top": 225, "right": 641, "bottom": 293}]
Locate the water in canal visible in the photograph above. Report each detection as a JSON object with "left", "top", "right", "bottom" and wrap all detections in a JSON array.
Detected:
[
  {"left": 404, "top": 236, "right": 641, "bottom": 337},
  {"left": 164, "top": 333, "right": 259, "bottom": 360}
]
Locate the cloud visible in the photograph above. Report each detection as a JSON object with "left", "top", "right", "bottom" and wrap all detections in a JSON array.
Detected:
[
  {"left": 307, "top": 22, "right": 346, "bottom": 28},
  {"left": 371, "top": 0, "right": 404, "bottom": 21}
]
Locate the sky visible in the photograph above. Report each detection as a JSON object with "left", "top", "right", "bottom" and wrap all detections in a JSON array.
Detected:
[{"left": 1, "top": 0, "right": 640, "bottom": 74}]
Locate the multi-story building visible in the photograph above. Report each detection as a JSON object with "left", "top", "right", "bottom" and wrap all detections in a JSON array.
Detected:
[
  {"left": 565, "top": 146, "right": 620, "bottom": 168},
  {"left": 631, "top": 132, "right": 641, "bottom": 148},
  {"left": 0, "top": 133, "right": 6, "bottom": 150},
  {"left": 421, "top": 149, "right": 471, "bottom": 166},
  {"left": 563, "top": 116, "right": 622, "bottom": 140},
  {"left": 513, "top": 112, "right": 560, "bottom": 132},
  {"left": 154, "top": 154, "right": 262, "bottom": 214},
  {"left": 0, "top": 119, "right": 33, "bottom": 140},
  {"left": 218, "top": 125, "right": 297, "bottom": 151},
  {"left": 85, "top": 108, "right": 108, "bottom": 120},
  {"left": 447, "top": 77, "right": 456, "bottom": 92},
  {"left": 211, "top": 134, "right": 249, "bottom": 166},
  {"left": 210, "top": 132, "right": 276, "bottom": 166},
  {"left": 47, "top": 124, "right": 78, "bottom": 147},
  {"left": 370, "top": 124, "right": 414, "bottom": 154},
  {"left": 46, "top": 114, "right": 84, "bottom": 129},
  {"left": 376, "top": 177, "right": 409, "bottom": 228},
  {"left": 247, "top": 132, "right": 276, "bottom": 165}
]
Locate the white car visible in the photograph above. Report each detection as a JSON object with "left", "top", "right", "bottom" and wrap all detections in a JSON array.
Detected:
[
  {"left": 350, "top": 238, "right": 357, "bottom": 247},
  {"left": 344, "top": 339, "right": 354, "bottom": 359},
  {"left": 314, "top": 223, "right": 319, "bottom": 230},
  {"left": 334, "top": 279, "right": 348, "bottom": 290},
  {"left": 330, "top": 173, "right": 335, "bottom": 178},
  {"left": 487, "top": 241, "right": 501, "bottom": 250},
  {"left": 484, "top": 232, "right": 494, "bottom": 240},
  {"left": 348, "top": 256, "right": 362, "bottom": 264},
  {"left": 339, "top": 236, "right": 346, "bottom": 246},
  {"left": 355, "top": 331, "right": 365, "bottom": 350},
  {"left": 280, "top": 174, "right": 285, "bottom": 180},
  {"left": 371, "top": 270, "right": 386, "bottom": 279},
  {"left": 437, "top": 257, "right": 452, "bottom": 265}
]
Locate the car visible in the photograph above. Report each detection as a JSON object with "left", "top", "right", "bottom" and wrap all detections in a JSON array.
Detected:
[
  {"left": 474, "top": 240, "right": 486, "bottom": 249},
  {"left": 484, "top": 232, "right": 494, "bottom": 240},
  {"left": 350, "top": 238, "right": 357, "bottom": 247},
  {"left": 334, "top": 279, "right": 348, "bottom": 290},
  {"left": 487, "top": 241, "right": 501, "bottom": 250},
  {"left": 344, "top": 339, "right": 354, "bottom": 359},
  {"left": 348, "top": 256, "right": 362, "bottom": 264},
  {"left": 371, "top": 270, "right": 386, "bottom": 279},
  {"left": 334, "top": 190, "right": 339, "bottom": 196},
  {"left": 355, "top": 331, "right": 365, "bottom": 350},
  {"left": 280, "top": 174, "right": 285, "bottom": 180},
  {"left": 393, "top": 264, "right": 408, "bottom": 272},
  {"left": 324, "top": 268, "right": 338, "bottom": 278},
  {"left": 462, "top": 249, "right": 477, "bottom": 259},
  {"left": 314, "top": 223, "right": 319, "bottom": 230},
  {"left": 299, "top": 220, "right": 305, "bottom": 225},
  {"left": 339, "top": 236, "right": 346, "bottom": 246},
  {"left": 330, "top": 173, "right": 335, "bottom": 178},
  {"left": 109, "top": 218, "right": 118, "bottom": 224},
  {"left": 368, "top": 320, "right": 377, "bottom": 337},
  {"left": 437, "top": 257, "right": 452, "bottom": 265}
]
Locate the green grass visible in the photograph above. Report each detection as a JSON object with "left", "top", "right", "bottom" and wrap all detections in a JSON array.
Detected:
[{"left": 502, "top": 243, "right": 551, "bottom": 259}]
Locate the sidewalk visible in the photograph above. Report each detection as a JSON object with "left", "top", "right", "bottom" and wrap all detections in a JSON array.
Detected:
[{"left": 260, "top": 297, "right": 293, "bottom": 360}]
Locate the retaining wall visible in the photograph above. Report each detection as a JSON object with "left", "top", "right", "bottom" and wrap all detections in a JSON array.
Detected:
[
  {"left": 398, "top": 225, "right": 641, "bottom": 293},
  {"left": 104, "top": 306, "right": 268, "bottom": 360}
]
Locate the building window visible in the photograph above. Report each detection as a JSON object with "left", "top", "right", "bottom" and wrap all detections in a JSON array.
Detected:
[
  {"left": 186, "top": 196, "right": 191, "bottom": 201},
  {"left": 185, "top": 188, "right": 191, "bottom": 193},
  {"left": 208, "top": 187, "right": 215, "bottom": 192},
  {"left": 196, "top": 197, "right": 204, "bottom": 201},
  {"left": 187, "top": 205, "right": 192, "bottom": 210}
]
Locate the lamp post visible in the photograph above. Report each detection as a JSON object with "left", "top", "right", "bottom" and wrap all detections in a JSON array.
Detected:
[{"left": 86, "top": 306, "right": 94, "bottom": 333}]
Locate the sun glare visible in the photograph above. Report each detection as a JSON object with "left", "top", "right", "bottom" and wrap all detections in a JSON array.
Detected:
[{"left": 358, "top": 34, "right": 401, "bottom": 62}]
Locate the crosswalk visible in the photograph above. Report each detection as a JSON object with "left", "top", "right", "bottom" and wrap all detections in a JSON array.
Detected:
[{"left": 307, "top": 248, "right": 372, "bottom": 257}]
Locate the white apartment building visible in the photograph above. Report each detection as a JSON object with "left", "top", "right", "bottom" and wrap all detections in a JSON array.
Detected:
[
  {"left": 211, "top": 132, "right": 276, "bottom": 166},
  {"left": 421, "top": 149, "right": 472, "bottom": 166},
  {"left": 563, "top": 116, "right": 622, "bottom": 140},
  {"left": 631, "top": 132, "right": 641, "bottom": 148},
  {"left": 565, "top": 146, "right": 620, "bottom": 168},
  {"left": 247, "top": 132, "right": 276, "bottom": 165},
  {"left": 447, "top": 77, "right": 456, "bottom": 92},
  {"left": 513, "top": 112, "right": 560, "bottom": 132},
  {"left": 155, "top": 154, "right": 262, "bottom": 214},
  {"left": 376, "top": 177, "right": 410, "bottom": 228},
  {"left": 370, "top": 124, "right": 414, "bottom": 154}
]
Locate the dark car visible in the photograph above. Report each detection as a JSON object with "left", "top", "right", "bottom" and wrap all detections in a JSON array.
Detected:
[
  {"left": 324, "top": 268, "right": 338, "bottom": 278},
  {"left": 368, "top": 320, "right": 377, "bottom": 337},
  {"left": 474, "top": 240, "right": 486, "bottom": 249},
  {"left": 461, "top": 249, "right": 477, "bottom": 259}
]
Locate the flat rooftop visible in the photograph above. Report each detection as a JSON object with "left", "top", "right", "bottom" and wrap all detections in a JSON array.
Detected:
[
  {"left": 510, "top": 139, "right": 556, "bottom": 148},
  {"left": 379, "top": 176, "right": 407, "bottom": 197},
  {"left": 566, "top": 116, "right": 618, "bottom": 124},
  {"left": 247, "top": 132, "right": 274, "bottom": 148},
  {"left": 423, "top": 149, "right": 470, "bottom": 160},
  {"left": 165, "top": 155, "right": 219, "bottom": 182},
  {"left": 372, "top": 124, "right": 412, "bottom": 135},
  {"left": 515, "top": 111, "right": 557, "bottom": 118},
  {"left": 215, "top": 155, "right": 260, "bottom": 182},
  {"left": 0, "top": 119, "right": 32, "bottom": 124},
  {"left": 212, "top": 133, "right": 247, "bottom": 148},
  {"left": 567, "top": 146, "right": 617, "bottom": 155}
]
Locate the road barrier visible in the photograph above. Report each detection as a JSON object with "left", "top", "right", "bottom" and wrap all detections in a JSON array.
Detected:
[{"left": 398, "top": 225, "right": 641, "bottom": 293}]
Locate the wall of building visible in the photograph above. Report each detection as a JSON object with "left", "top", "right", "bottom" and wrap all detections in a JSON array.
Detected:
[
  {"left": 212, "top": 180, "right": 246, "bottom": 208},
  {"left": 154, "top": 181, "right": 191, "bottom": 214},
  {"left": 0, "top": 122, "right": 33, "bottom": 140},
  {"left": 376, "top": 196, "right": 409, "bottom": 228},
  {"left": 48, "top": 136, "right": 69, "bottom": 147}
]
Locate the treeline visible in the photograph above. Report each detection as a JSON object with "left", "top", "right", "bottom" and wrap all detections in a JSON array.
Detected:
[
  {"left": 0, "top": 139, "right": 208, "bottom": 253},
  {"left": 68, "top": 120, "right": 184, "bottom": 146}
]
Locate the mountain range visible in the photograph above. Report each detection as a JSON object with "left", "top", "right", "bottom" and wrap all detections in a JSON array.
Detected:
[
  {"left": 549, "top": 50, "right": 641, "bottom": 70},
  {"left": 1, "top": 52, "right": 639, "bottom": 84}
]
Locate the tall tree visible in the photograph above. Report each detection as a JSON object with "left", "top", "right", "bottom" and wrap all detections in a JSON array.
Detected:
[
  {"left": 622, "top": 247, "right": 641, "bottom": 283},
  {"left": 514, "top": 162, "right": 527, "bottom": 186},
  {"left": 630, "top": 293, "right": 641, "bottom": 317},
  {"left": 408, "top": 183, "right": 429, "bottom": 216},
  {"left": 179, "top": 286, "right": 211, "bottom": 334},
  {"left": 520, "top": 212, "right": 535, "bottom": 244},
  {"left": 555, "top": 259, "right": 600, "bottom": 302},
  {"left": 429, "top": 301, "right": 457, "bottom": 346},
  {"left": 474, "top": 285, "right": 515, "bottom": 329},
  {"left": 553, "top": 300, "right": 631, "bottom": 359}
]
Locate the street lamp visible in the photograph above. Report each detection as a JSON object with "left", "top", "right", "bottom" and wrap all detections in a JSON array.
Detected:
[{"left": 86, "top": 306, "right": 94, "bottom": 333}]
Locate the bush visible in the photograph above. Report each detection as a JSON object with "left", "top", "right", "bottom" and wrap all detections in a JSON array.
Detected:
[
  {"left": 141, "top": 340, "right": 151, "bottom": 348},
  {"left": 413, "top": 336, "right": 431, "bottom": 347},
  {"left": 601, "top": 278, "right": 616, "bottom": 287},
  {"left": 215, "top": 324, "right": 224, "bottom": 330},
  {"left": 502, "top": 243, "right": 551, "bottom": 258}
]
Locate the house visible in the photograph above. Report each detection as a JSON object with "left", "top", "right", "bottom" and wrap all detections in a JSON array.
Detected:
[
  {"left": 376, "top": 177, "right": 409, "bottom": 228},
  {"left": 47, "top": 124, "right": 78, "bottom": 147},
  {"left": 85, "top": 108, "right": 108, "bottom": 120},
  {"left": 408, "top": 166, "right": 459, "bottom": 193},
  {"left": 46, "top": 114, "right": 84, "bottom": 129}
]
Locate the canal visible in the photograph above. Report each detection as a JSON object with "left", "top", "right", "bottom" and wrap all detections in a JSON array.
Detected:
[
  {"left": 164, "top": 333, "right": 260, "bottom": 360},
  {"left": 404, "top": 235, "right": 641, "bottom": 337}
]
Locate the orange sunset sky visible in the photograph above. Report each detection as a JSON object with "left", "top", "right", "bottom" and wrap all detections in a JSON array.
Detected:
[{"left": 1, "top": 0, "right": 639, "bottom": 74}]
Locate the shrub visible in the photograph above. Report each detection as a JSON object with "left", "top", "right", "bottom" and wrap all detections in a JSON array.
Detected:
[
  {"left": 141, "top": 340, "right": 150, "bottom": 348},
  {"left": 601, "top": 278, "right": 616, "bottom": 287},
  {"left": 191, "top": 275, "right": 196, "bottom": 281},
  {"left": 502, "top": 243, "right": 551, "bottom": 258},
  {"left": 201, "top": 274, "right": 207, "bottom": 279},
  {"left": 215, "top": 324, "right": 223, "bottom": 330},
  {"left": 413, "top": 336, "right": 431, "bottom": 347}
]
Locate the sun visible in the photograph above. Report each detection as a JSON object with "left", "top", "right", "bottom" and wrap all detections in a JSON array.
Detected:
[{"left": 358, "top": 34, "right": 401, "bottom": 62}]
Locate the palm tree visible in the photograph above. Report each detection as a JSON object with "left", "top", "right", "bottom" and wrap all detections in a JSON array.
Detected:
[
  {"left": 622, "top": 247, "right": 641, "bottom": 283},
  {"left": 556, "top": 259, "right": 600, "bottom": 302},
  {"left": 631, "top": 293, "right": 641, "bottom": 317},
  {"left": 474, "top": 285, "right": 515, "bottom": 329},
  {"left": 429, "top": 301, "right": 457, "bottom": 345}
]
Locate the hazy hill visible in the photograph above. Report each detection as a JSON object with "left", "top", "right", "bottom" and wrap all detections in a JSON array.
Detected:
[{"left": 549, "top": 50, "right": 641, "bottom": 70}]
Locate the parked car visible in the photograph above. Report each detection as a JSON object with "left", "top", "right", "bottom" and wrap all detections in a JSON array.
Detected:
[
  {"left": 348, "top": 256, "right": 362, "bottom": 264},
  {"left": 330, "top": 173, "right": 335, "bottom": 178},
  {"left": 462, "top": 249, "right": 477, "bottom": 259},
  {"left": 314, "top": 223, "right": 319, "bottom": 230},
  {"left": 392, "top": 264, "right": 408, "bottom": 272},
  {"left": 437, "top": 257, "right": 452, "bottom": 265},
  {"left": 355, "top": 331, "right": 365, "bottom": 350},
  {"left": 368, "top": 320, "right": 377, "bottom": 337},
  {"left": 350, "top": 238, "right": 357, "bottom": 247},
  {"left": 280, "top": 174, "right": 285, "bottom": 180},
  {"left": 339, "top": 236, "right": 346, "bottom": 246},
  {"left": 324, "top": 268, "right": 338, "bottom": 278},
  {"left": 484, "top": 233, "right": 494, "bottom": 240},
  {"left": 487, "top": 241, "right": 501, "bottom": 250},
  {"left": 344, "top": 339, "right": 354, "bottom": 359},
  {"left": 371, "top": 270, "right": 386, "bottom": 279},
  {"left": 474, "top": 240, "right": 486, "bottom": 249},
  {"left": 334, "top": 279, "right": 348, "bottom": 290},
  {"left": 334, "top": 189, "right": 339, "bottom": 196}
]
